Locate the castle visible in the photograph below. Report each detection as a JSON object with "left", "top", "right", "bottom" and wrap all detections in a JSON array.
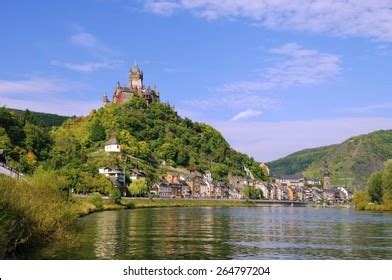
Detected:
[{"left": 103, "top": 63, "right": 160, "bottom": 106}]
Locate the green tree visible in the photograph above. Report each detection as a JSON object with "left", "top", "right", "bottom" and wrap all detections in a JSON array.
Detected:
[
  {"left": 89, "top": 120, "right": 106, "bottom": 142},
  {"left": 368, "top": 171, "right": 383, "bottom": 203},
  {"left": 382, "top": 160, "right": 392, "bottom": 199},
  {"left": 129, "top": 178, "right": 148, "bottom": 197},
  {"left": 211, "top": 163, "right": 229, "bottom": 182}
]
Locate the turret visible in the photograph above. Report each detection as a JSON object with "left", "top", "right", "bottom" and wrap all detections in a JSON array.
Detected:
[
  {"left": 102, "top": 93, "right": 110, "bottom": 106},
  {"left": 129, "top": 62, "right": 144, "bottom": 90}
]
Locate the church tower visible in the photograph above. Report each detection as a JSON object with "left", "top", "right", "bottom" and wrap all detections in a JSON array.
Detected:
[
  {"left": 323, "top": 160, "right": 331, "bottom": 190},
  {"left": 129, "top": 63, "right": 143, "bottom": 91}
]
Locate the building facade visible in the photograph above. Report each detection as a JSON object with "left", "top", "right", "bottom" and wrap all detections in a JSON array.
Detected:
[{"left": 103, "top": 63, "right": 160, "bottom": 106}]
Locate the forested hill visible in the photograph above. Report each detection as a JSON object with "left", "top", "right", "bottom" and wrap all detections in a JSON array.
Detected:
[
  {"left": 1, "top": 99, "right": 265, "bottom": 183},
  {"left": 267, "top": 130, "right": 392, "bottom": 188},
  {"left": 49, "top": 98, "right": 264, "bottom": 182},
  {"left": 9, "top": 108, "right": 70, "bottom": 127}
]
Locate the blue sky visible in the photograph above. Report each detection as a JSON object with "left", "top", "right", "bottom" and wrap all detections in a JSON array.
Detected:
[{"left": 1, "top": 0, "right": 392, "bottom": 161}]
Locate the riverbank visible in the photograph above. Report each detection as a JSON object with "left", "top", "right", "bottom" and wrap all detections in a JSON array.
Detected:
[{"left": 73, "top": 195, "right": 258, "bottom": 214}]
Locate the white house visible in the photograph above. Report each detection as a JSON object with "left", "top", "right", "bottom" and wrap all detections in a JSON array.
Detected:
[
  {"left": 98, "top": 167, "right": 125, "bottom": 187},
  {"left": 105, "top": 137, "right": 121, "bottom": 153}
]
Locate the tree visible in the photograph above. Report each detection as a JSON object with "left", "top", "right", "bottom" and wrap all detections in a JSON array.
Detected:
[
  {"left": 129, "top": 178, "right": 148, "bottom": 197},
  {"left": 211, "top": 163, "right": 229, "bottom": 182},
  {"left": 368, "top": 171, "right": 383, "bottom": 203},
  {"left": 243, "top": 186, "right": 262, "bottom": 199},
  {"left": 89, "top": 120, "right": 106, "bottom": 142},
  {"left": 382, "top": 160, "right": 392, "bottom": 199}
]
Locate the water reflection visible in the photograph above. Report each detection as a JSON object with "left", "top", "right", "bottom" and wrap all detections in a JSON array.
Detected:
[{"left": 35, "top": 207, "right": 392, "bottom": 259}]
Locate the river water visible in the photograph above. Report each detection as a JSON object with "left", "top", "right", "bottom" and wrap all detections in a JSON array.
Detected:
[{"left": 35, "top": 207, "right": 392, "bottom": 259}]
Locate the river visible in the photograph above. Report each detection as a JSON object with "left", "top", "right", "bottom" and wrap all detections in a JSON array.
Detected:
[{"left": 35, "top": 207, "right": 392, "bottom": 259}]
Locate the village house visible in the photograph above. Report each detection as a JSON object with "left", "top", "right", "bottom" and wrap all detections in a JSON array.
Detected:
[
  {"left": 170, "top": 183, "right": 182, "bottom": 198},
  {"left": 104, "top": 137, "right": 121, "bottom": 153},
  {"left": 157, "top": 182, "right": 172, "bottom": 198},
  {"left": 98, "top": 167, "right": 125, "bottom": 188},
  {"left": 186, "top": 174, "right": 202, "bottom": 197},
  {"left": 275, "top": 175, "right": 305, "bottom": 187},
  {"left": 229, "top": 188, "right": 244, "bottom": 200},
  {"left": 165, "top": 173, "right": 179, "bottom": 184},
  {"left": 129, "top": 168, "right": 146, "bottom": 181}
]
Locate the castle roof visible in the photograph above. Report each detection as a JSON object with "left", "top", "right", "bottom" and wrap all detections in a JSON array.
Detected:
[
  {"left": 131, "top": 62, "right": 142, "bottom": 74},
  {"left": 105, "top": 137, "right": 119, "bottom": 145}
]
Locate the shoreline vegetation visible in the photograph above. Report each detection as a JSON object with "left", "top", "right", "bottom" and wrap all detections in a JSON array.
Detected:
[
  {"left": 353, "top": 160, "right": 392, "bottom": 212},
  {"left": 0, "top": 175, "right": 258, "bottom": 259},
  {"left": 1, "top": 161, "right": 390, "bottom": 259}
]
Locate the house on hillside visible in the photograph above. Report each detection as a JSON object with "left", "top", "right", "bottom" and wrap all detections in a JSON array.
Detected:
[
  {"left": 98, "top": 166, "right": 125, "bottom": 188},
  {"left": 130, "top": 168, "right": 146, "bottom": 181},
  {"left": 104, "top": 137, "right": 121, "bottom": 153}
]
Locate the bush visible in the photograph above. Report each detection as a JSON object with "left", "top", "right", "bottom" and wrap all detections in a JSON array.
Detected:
[
  {"left": 109, "top": 187, "right": 122, "bottom": 205},
  {"left": 353, "top": 191, "right": 370, "bottom": 210},
  {"left": 123, "top": 200, "right": 135, "bottom": 209},
  {"left": 85, "top": 193, "right": 104, "bottom": 211}
]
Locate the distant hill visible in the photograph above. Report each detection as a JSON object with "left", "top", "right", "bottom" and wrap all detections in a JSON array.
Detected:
[
  {"left": 9, "top": 108, "right": 70, "bottom": 127},
  {"left": 267, "top": 130, "right": 392, "bottom": 188}
]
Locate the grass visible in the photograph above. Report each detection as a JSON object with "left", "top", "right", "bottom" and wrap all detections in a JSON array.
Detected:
[
  {"left": 0, "top": 175, "right": 78, "bottom": 259},
  {"left": 119, "top": 198, "right": 257, "bottom": 208}
]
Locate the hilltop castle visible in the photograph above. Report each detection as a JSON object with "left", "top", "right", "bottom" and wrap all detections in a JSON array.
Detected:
[{"left": 103, "top": 63, "right": 160, "bottom": 106}]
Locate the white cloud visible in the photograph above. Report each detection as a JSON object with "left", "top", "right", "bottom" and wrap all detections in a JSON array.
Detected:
[
  {"left": 50, "top": 60, "right": 116, "bottom": 73},
  {"left": 231, "top": 109, "right": 262, "bottom": 121},
  {"left": 0, "top": 78, "right": 75, "bottom": 94},
  {"left": 213, "top": 117, "right": 392, "bottom": 162},
  {"left": 143, "top": 0, "right": 392, "bottom": 42},
  {"left": 70, "top": 32, "right": 98, "bottom": 48},
  {"left": 221, "top": 43, "right": 341, "bottom": 93},
  {"left": 184, "top": 92, "right": 277, "bottom": 111},
  {"left": 0, "top": 77, "right": 93, "bottom": 115}
]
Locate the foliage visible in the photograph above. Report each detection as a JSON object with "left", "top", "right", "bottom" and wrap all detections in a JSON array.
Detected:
[
  {"left": 243, "top": 186, "right": 263, "bottom": 199},
  {"left": 89, "top": 119, "right": 106, "bottom": 142},
  {"left": 123, "top": 200, "right": 135, "bottom": 209},
  {"left": 9, "top": 108, "right": 70, "bottom": 127},
  {"left": 353, "top": 191, "right": 370, "bottom": 210},
  {"left": 268, "top": 130, "right": 392, "bottom": 189},
  {"left": 354, "top": 160, "right": 392, "bottom": 211},
  {"left": 109, "top": 187, "right": 122, "bottom": 204},
  {"left": 368, "top": 171, "right": 383, "bottom": 204},
  {"left": 129, "top": 178, "right": 149, "bottom": 197},
  {"left": 0, "top": 175, "right": 77, "bottom": 259},
  {"left": 85, "top": 193, "right": 104, "bottom": 211}
]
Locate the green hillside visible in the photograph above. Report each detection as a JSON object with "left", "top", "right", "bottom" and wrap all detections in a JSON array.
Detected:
[
  {"left": 49, "top": 98, "right": 264, "bottom": 184},
  {"left": 1, "top": 100, "right": 265, "bottom": 185},
  {"left": 268, "top": 130, "right": 392, "bottom": 188},
  {"left": 9, "top": 108, "right": 70, "bottom": 127}
]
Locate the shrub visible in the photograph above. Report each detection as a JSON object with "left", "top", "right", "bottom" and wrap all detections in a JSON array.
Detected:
[
  {"left": 123, "top": 200, "right": 135, "bottom": 209},
  {"left": 109, "top": 187, "right": 122, "bottom": 205},
  {"left": 85, "top": 193, "right": 104, "bottom": 211}
]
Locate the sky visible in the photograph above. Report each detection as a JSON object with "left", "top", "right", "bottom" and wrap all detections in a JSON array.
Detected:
[{"left": 1, "top": 0, "right": 392, "bottom": 162}]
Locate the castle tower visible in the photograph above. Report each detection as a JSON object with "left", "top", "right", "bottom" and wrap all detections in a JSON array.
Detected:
[
  {"left": 102, "top": 93, "right": 110, "bottom": 106},
  {"left": 323, "top": 160, "right": 331, "bottom": 190},
  {"left": 129, "top": 62, "right": 143, "bottom": 91}
]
